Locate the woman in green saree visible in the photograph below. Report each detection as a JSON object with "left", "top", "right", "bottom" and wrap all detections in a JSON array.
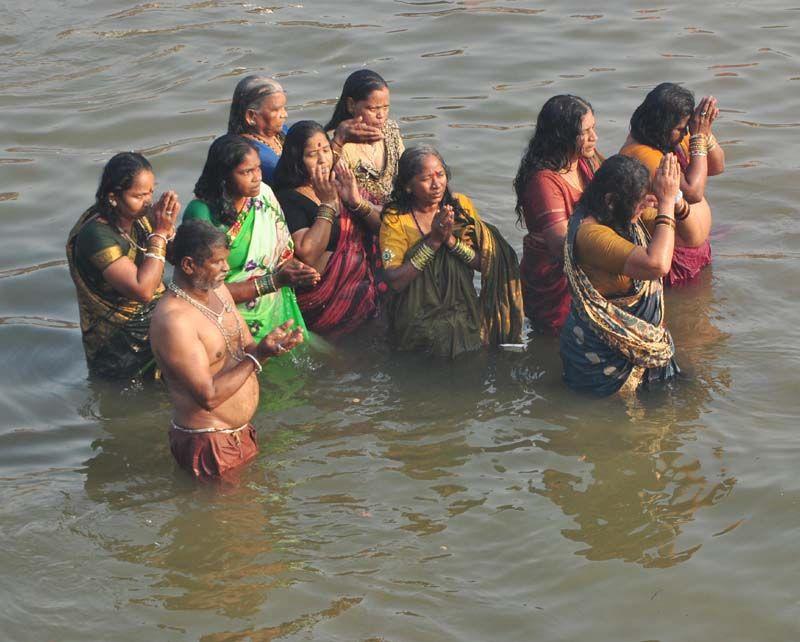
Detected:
[
  {"left": 66, "top": 152, "right": 180, "bottom": 379},
  {"left": 379, "top": 146, "right": 524, "bottom": 358},
  {"left": 183, "top": 134, "right": 319, "bottom": 342}
]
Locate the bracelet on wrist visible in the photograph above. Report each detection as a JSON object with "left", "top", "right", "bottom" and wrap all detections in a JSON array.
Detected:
[
  {"left": 409, "top": 242, "right": 436, "bottom": 271},
  {"left": 255, "top": 273, "right": 277, "bottom": 297},
  {"left": 448, "top": 238, "right": 477, "bottom": 265},
  {"left": 654, "top": 214, "right": 676, "bottom": 230},
  {"left": 243, "top": 352, "right": 263, "bottom": 374},
  {"left": 144, "top": 251, "right": 166, "bottom": 263}
]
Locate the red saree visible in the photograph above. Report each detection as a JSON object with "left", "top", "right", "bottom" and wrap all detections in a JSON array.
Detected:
[
  {"left": 668, "top": 146, "right": 712, "bottom": 286},
  {"left": 520, "top": 158, "right": 596, "bottom": 335},
  {"left": 295, "top": 208, "right": 377, "bottom": 337}
]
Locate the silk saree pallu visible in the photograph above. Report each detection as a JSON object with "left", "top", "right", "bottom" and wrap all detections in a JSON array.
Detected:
[
  {"left": 66, "top": 208, "right": 163, "bottom": 379},
  {"left": 559, "top": 211, "right": 679, "bottom": 396},
  {"left": 223, "top": 187, "right": 308, "bottom": 342},
  {"left": 388, "top": 213, "right": 523, "bottom": 359},
  {"left": 295, "top": 208, "right": 377, "bottom": 338}
]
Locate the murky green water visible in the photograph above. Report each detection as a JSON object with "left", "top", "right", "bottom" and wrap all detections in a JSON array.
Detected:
[{"left": 2, "top": 1, "right": 799, "bottom": 640}]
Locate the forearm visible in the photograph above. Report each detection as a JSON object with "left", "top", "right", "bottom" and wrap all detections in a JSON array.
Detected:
[
  {"left": 707, "top": 142, "right": 725, "bottom": 176},
  {"left": 385, "top": 239, "right": 442, "bottom": 291},
  {"left": 227, "top": 280, "right": 258, "bottom": 303},
  {"left": 295, "top": 220, "right": 334, "bottom": 266},
  {"left": 195, "top": 358, "right": 258, "bottom": 411},
  {"left": 681, "top": 158, "right": 708, "bottom": 203},
  {"left": 675, "top": 198, "right": 712, "bottom": 247}
]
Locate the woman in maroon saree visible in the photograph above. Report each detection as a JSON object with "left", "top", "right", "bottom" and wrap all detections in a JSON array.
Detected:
[
  {"left": 513, "top": 95, "right": 602, "bottom": 335},
  {"left": 273, "top": 121, "right": 380, "bottom": 338}
]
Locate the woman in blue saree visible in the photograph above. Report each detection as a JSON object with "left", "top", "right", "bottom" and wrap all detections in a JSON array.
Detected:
[{"left": 560, "top": 153, "right": 687, "bottom": 396}]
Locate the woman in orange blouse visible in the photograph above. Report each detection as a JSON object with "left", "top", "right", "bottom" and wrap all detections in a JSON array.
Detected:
[{"left": 620, "top": 83, "right": 725, "bottom": 285}]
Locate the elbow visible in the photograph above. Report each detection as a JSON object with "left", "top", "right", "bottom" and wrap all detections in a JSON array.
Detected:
[
  {"left": 194, "top": 387, "right": 220, "bottom": 412},
  {"left": 131, "top": 290, "right": 156, "bottom": 304},
  {"left": 682, "top": 186, "right": 704, "bottom": 204}
]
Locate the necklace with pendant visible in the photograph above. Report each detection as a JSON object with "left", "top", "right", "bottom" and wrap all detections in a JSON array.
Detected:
[
  {"left": 113, "top": 219, "right": 147, "bottom": 252},
  {"left": 168, "top": 282, "right": 245, "bottom": 361}
]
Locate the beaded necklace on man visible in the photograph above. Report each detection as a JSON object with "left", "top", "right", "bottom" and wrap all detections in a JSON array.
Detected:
[{"left": 168, "top": 281, "right": 246, "bottom": 361}]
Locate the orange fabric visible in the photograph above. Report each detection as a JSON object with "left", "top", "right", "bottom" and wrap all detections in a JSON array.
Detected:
[
  {"left": 620, "top": 134, "right": 690, "bottom": 177},
  {"left": 574, "top": 209, "right": 657, "bottom": 297}
]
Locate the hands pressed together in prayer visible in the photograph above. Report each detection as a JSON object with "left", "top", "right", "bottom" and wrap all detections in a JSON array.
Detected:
[
  {"left": 689, "top": 96, "right": 719, "bottom": 137},
  {"left": 428, "top": 205, "right": 457, "bottom": 249},
  {"left": 149, "top": 191, "right": 181, "bottom": 238},
  {"left": 652, "top": 153, "right": 681, "bottom": 207}
]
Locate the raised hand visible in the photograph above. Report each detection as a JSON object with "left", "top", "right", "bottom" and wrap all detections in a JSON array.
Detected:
[
  {"left": 256, "top": 319, "right": 304, "bottom": 359},
  {"left": 332, "top": 160, "right": 361, "bottom": 209},
  {"left": 429, "top": 204, "right": 455, "bottom": 246},
  {"left": 310, "top": 162, "right": 338, "bottom": 207},
  {"left": 150, "top": 190, "right": 180, "bottom": 237},
  {"left": 333, "top": 115, "right": 383, "bottom": 146},
  {"left": 652, "top": 153, "right": 681, "bottom": 205},
  {"left": 690, "top": 96, "right": 718, "bottom": 137},
  {"left": 275, "top": 258, "right": 320, "bottom": 289}
]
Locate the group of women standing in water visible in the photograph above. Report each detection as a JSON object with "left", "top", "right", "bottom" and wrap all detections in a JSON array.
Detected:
[{"left": 66, "top": 69, "right": 724, "bottom": 397}]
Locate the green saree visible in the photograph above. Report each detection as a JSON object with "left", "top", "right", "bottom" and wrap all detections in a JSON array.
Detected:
[
  {"left": 66, "top": 208, "right": 164, "bottom": 379},
  {"left": 183, "top": 183, "right": 307, "bottom": 342},
  {"left": 387, "top": 201, "right": 524, "bottom": 359}
]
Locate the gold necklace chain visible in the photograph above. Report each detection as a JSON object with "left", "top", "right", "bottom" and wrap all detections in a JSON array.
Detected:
[
  {"left": 245, "top": 132, "right": 283, "bottom": 155},
  {"left": 113, "top": 219, "right": 147, "bottom": 252},
  {"left": 168, "top": 282, "right": 246, "bottom": 361}
]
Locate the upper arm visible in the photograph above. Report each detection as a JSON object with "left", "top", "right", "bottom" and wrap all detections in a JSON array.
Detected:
[
  {"left": 379, "top": 214, "right": 411, "bottom": 270},
  {"left": 151, "top": 311, "right": 215, "bottom": 402},
  {"left": 576, "top": 223, "right": 636, "bottom": 274},
  {"left": 101, "top": 256, "right": 154, "bottom": 301},
  {"left": 181, "top": 199, "right": 213, "bottom": 223}
]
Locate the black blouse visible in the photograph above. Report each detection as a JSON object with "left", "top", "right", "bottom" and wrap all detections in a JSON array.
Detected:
[{"left": 276, "top": 189, "right": 340, "bottom": 253}]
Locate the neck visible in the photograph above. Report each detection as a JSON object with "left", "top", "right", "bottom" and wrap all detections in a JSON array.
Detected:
[
  {"left": 173, "top": 273, "right": 212, "bottom": 305},
  {"left": 414, "top": 201, "right": 439, "bottom": 217},
  {"left": 232, "top": 195, "right": 248, "bottom": 214},
  {"left": 112, "top": 212, "right": 134, "bottom": 233}
]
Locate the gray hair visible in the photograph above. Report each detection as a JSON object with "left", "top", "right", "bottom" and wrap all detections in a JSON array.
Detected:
[{"left": 227, "top": 75, "right": 285, "bottom": 135}]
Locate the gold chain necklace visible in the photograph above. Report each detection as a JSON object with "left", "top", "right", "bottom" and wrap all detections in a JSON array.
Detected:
[
  {"left": 113, "top": 219, "right": 147, "bottom": 252},
  {"left": 168, "top": 282, "right": 246, "bottom": 361},
  {"left": 245, "top": 132, "right": 283, "bottom": 155}
]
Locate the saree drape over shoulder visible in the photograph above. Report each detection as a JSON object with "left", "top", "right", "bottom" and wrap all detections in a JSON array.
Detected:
[
  {"left": 620, "top": 136, "right": 712, "bottom": 286},
  {"left": 295, "top": 205, "right": 378, "bottom": 338},
  {"left": 559, "top": 209, "right": 679, "bottom": 396},
  {"left": 520, "top": 157, "right": 598, "bottom": 335},
  {"left": 66, "top": 209, "right": 164, "bottom": 379},
  {"left": 381, "top": 194, "right": 524, "bottom": 358},
  {"left": 183, "top": 183, "right": 307, "bottom": 342}
]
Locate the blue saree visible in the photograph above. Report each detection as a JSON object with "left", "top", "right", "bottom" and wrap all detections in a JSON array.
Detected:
[{"left": 559, "top": 208, "right": 679, "bottom": 396}]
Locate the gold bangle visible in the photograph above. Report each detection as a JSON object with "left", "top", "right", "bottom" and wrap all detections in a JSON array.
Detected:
[
  {"left": 449, "top": 238, "right": 476, "bottom": 264},
  {"left": 409, "top": 242, "right": 436, "bottom": 271},
  {"left": 654, "top": 215, "right": 676, "bottom": 230}
]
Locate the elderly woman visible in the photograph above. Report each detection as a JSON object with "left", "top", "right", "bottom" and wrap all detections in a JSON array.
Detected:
[
  {"left": 326, "top": 69, "right": 404, "bottom": 208},
  {"left": 67, "top": 152, "right": 180, "bottom": 378},
  {"left": 620, "top": 82, "right": 725, "bottom": 285},
  {"left": 183, "top": 134, "right": 319, "bottom": 341},
  {"left": 228, "top": 75, "right": 383, "bottom": 186},
  {"left": 559, "top": 154, "right": 684, "bottom": 396},
  {"left": 380, "top": 146, "right": 523, "bottom": 358},
  {"left": 273, "top": 121, "right": 380, "bottom": 337},
  {"left": 513, "top": 95, "right": 602, "bottom": 335}
]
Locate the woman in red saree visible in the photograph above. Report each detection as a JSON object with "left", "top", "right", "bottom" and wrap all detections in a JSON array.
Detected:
[
  {"left": 513, "top": 95, "right": 602, "bottom": 335},
  {"left": 273, "top": 121, "right": 380, "bottom": 337}
]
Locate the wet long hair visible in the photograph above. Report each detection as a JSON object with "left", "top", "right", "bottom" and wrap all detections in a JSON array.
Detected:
[
  {"left": 386, "top": 146, "right": 466, "bottom": 220},
  {"left": 94, "top": 152, "right": 153, "bottom": 218},
  {"left": 324, "top": 69, "right": 389, "bottom": 132},
  {"left": 630, "top": 82, "right": 694, "bottom": 153},
  {"left": 170, "top": 219, "right": 229, "bottom": 268},
  {"left": 193, "top": 134, "right": 259, "bottom": 225},
  {"left": 227, "top": 75, "right": 285, "bottom": 136},
  {"left": 578, "top": 154, "right": 649, "bottom": 239},
  {"left": 513, "top": 95, "right": 593, "bottom": 225},
  {"left": 271, "top": 120, "right": 328, "bottom": 191}
]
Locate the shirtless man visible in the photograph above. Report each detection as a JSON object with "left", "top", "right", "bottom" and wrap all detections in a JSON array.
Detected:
[{"left": 150, "top": 220, "right": 303, "bottom": 480}]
